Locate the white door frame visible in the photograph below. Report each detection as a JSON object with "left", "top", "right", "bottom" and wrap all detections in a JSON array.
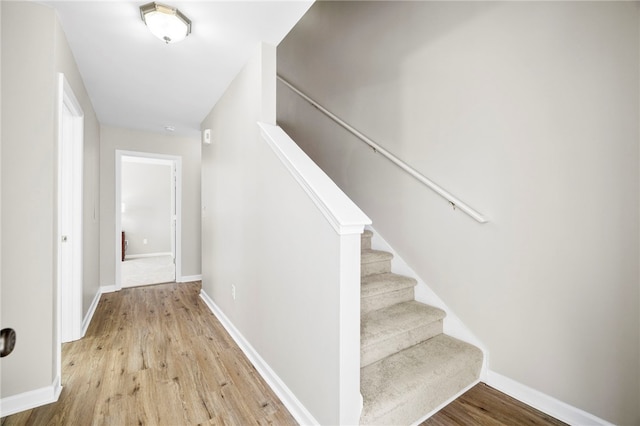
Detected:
[
  {"left": 115, "top": 150, "right": 182, "bottom": 290},
  {"left": 57, "top": 73, "right": 84, "bottom": 354}
]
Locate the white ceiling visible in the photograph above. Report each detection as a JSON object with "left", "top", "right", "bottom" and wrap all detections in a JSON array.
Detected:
[{"left": 43, "top": 1, "right": 313, "bottom": 137}]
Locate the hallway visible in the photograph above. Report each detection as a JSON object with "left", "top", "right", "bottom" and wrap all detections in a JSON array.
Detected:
[{"left": 0, "top": 282, "right": 295, "bottom": 425}]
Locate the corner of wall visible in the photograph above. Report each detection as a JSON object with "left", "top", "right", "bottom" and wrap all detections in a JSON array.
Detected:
[{"left": 199, "top": 289, "right": 321, "bottom": 425}]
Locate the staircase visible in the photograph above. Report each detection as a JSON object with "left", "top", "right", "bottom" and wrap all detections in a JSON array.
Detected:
[{"left": 359, "top": 229, "right": 483, "bottom": 425}]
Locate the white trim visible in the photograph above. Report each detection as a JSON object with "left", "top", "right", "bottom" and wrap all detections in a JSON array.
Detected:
[
  {"left": 124, "top": 252, "right": 173, "bottom": 260},
  {"left": 485, "top": 371, "right": 614, "bottom": 426},
  {"left": 81, "top": 290, "right": 102, "bottom": 337},
  {"left": 199, "top": 290, "right": 320, "bottom": 426},
  {"left": 122, "top": 156, "right": 174, "bottom": 166},
  {"left": 178, "top": 274, "right": 202, "bottom": 283},
  {"left": 367, "top": 225, "right": 490, "bottom": 377},
  {"left": 410, "top": 379, "right": 481, "bottom": 426},
  {"left": 100, "top": 285, "right": 118, "bottom": 294},
  {"left": 115, "top": 150, "right": 182, "bottom": 291},
  {"left": 0, "top": 376, "right": 62, "bottom": 417},
  {"left": 258, "top": 122, "right": 371, "bottom": 235},
  {"left": 337, "top": 234, "right": 363, "bottom": 425}
]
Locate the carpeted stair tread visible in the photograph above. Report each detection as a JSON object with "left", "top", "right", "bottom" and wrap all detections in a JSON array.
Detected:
[
  {"left": 361, "top": 301, "right": 445, "bottom": 366},
  {"left": 361, "top": 273, "right": 416, "bottom": 314},
  {"left": 361, "top": 273, "right": 416, "bottom": 299},
  {"left": 358, "top": 229, "right": 483, "bottom": 424},
  {"left": 360, "top": 334, "right": 483, "bottom": 425},
  {"left": 361, "top": 249, "right": 393, "bottom": 264},
  {"left": 362, "top": 301, "right": 445, "bottom": 345},
  {"left": 361, "top": 249, "right": 394, "bottom": 277}
]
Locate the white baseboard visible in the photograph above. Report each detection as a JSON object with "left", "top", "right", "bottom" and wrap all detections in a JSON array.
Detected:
[
  {"left": 100, "top": 284, "right": 117, "bottom": 293},
  {"left": 81, "top": 290, "right": 102, "bottom": 337},
  {"left": 0, "top": 376, "right": 62, "bottom": 417},
  {"left": 178, "top": 274, "right": 202, "bottom": 283},
  {"left": 199, "top": 290, "right": 319, "bottom": 426},
  {"left": 486, "top": 371, "right": 613, "bottom": 426},
  {"left": 124, "top": 252, "right": 172, "bottom": 260}
]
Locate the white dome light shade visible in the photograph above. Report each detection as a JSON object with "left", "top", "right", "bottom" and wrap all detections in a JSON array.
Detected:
[{"left": 140, "top": 2, "right": 191, "bottom": 44}]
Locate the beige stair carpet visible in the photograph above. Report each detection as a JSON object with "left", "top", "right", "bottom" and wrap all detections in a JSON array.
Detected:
[{"left": 359, "top": 229, "right": 483, "bottom": 425}]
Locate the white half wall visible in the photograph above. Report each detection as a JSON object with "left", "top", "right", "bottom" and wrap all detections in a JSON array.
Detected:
[{"left": 201, "top": 43, "right": 367, "bottom": 425}]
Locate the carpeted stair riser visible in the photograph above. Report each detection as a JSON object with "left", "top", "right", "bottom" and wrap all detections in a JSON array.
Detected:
[
  {"left": 360, "top": 334, "right": 483, "bottom": 425},
  {"left": 362, "top": 287, "right": 414, "bottom": 315},
  {"left": 361, "top": 273, "right": 416, "bottom": 314},
  {"left": 361, "top": 229, "right": 373, "bottom": 250},
  {"left": 361, "top": 301, "right": 445, "bottom": 367},
  {"left": 361, "top": 250, "right": 393, "bottom": 277}
]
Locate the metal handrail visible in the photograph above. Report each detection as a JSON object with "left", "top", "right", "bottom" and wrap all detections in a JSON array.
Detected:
[{"left": 277, "top": 75, "right": 488, "bottom": 224}]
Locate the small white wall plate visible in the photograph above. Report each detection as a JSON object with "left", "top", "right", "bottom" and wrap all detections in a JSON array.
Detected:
[{"left": 202, "top": 128, "right": 211, "bottom": 144}]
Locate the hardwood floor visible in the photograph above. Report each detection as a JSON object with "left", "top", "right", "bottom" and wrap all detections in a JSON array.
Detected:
[
  {"left": 1, "top": 281, "right": 567, "bottom": 426},
  {"left": 1, "top": 282, "right": 296, "bottom": 426},
  {"left": 421, "top": 383, "right": 567, "bottom": 426}
]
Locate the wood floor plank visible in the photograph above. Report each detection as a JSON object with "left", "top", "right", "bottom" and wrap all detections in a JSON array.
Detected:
[
  {"left": 421, "top": 383, "right": 567, "bottom": 426},
  {"left": 1, "top": 282, "right": 297, "bottom": 426}
]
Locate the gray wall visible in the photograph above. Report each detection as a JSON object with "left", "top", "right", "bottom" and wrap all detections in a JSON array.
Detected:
[
  {"left": 1, "top": 1, "right": 101, "bottom": 398},
  {"left": 122, "top": 161, "right": 172, "bottom": 256},
  {"left": 201, "top": 43, "right": 348, "bottom": 424},
  {"left": 277, "top": 2, "right": 640, "bottom": 424},
  {"left": 100, "top": 125, "right": 201, "bottom": 284},
  {"left": 53, "top": 2, "right": 101, "bottom": 328}
]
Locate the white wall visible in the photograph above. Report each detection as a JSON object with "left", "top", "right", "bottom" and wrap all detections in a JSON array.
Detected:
[
  {"left": 121, "top": 161, "right": 172, "bottom": 256},
  {"left": 278, "top": 2, "right": 640, "bottom": 425},
  {"left": 100, "top": 125, "right": 201, "bottom": 284},
  {"left": 1, "top": 1, "right": 100, "bottom": 399},
  {"left": 201, "top": 43, "right": 355, "bottom": 425}
]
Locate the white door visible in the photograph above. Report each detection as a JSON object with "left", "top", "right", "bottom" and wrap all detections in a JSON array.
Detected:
[{"left": 58, "top": 74, "right": 84, "bottom": 344}]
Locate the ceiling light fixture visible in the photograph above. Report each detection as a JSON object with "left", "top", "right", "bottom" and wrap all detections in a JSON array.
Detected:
[{"left": 140, "top": 2, "right": 191, "bottom": 44}]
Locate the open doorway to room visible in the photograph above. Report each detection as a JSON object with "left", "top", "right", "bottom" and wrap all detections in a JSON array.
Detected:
[{"left": 115, "top": 151, "right": 182, "bottom": 289}]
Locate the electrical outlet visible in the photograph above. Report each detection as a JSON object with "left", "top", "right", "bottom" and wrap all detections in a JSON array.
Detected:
[
  {"left": 143, "top": 238, "right": 148, "bottom": 245},
  {"left": 231, "top": 284, "right": 236, "bottom": 300}
]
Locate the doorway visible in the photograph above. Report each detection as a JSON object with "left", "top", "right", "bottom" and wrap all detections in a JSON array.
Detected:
[
  {"left": 115, "top": 151, "right": 182, "bottom": 289},
  {"left": 57, "top": 74, "right": 84, "bottom": 349}
]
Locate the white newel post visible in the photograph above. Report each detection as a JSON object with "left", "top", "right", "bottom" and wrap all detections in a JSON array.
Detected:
[{"left": 338, "top": 231, "right": 365, "bottom": 425}]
